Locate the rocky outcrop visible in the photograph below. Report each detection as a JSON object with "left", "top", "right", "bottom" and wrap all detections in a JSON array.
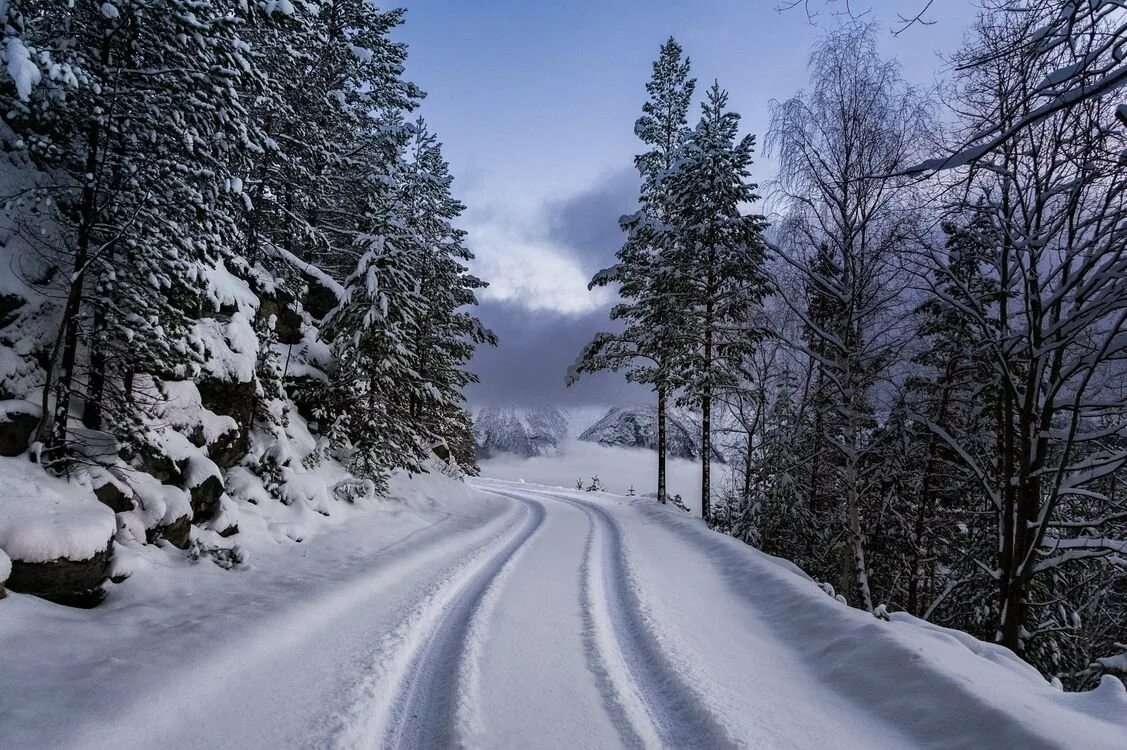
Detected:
[
  {"left": 0, "top": 400, "right": 40, "bottom": 457},
  {"left": 474, "top": 406, "right": 569, "bottom": 459},
  {"left": 578, "top": 406, "right": 725, "bottom": 462},
  {"left": 5, "top": 541, "right": 112, "bottom": 608},
  {"left": 257, "top": 292, "right": 303, "bottom": 345}
]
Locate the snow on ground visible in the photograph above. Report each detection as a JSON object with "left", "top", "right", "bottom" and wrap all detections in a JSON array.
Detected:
[
  {"left": 1, "top": 471, "right": 1124, "bottom": 749},
  {"left": 478, "top": 436, "right": 723, "bottom": 515}
]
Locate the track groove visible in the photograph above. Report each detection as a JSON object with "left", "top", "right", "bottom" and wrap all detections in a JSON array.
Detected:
[
  {"left": 514, "top": 487, "right": 739, "bottom": 749},
  {"left": 381, "top": 494, "right": 546, "bottom": 749}
]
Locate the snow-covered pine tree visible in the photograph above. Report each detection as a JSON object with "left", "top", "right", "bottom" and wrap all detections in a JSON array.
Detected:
[
  {"left": 314, "top": 111, "right": 421, "bottom": 490},
  {"left": 571, "top": 37, "right": 696, "bottom": 505},
  {"left": 398, "top": 118, "right": 495, "bottom": 473},
  {"left": 659, "top": 82, "right": 769, "bottom": 524},
  {"left": 0, "top": 0, "right": 253, "bottom": 467}
]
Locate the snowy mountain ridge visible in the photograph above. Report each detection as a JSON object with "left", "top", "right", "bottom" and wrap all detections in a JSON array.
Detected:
[
  {"left": 473, "top": 406, "right": 570, "bottom": 458},
  {"left": 578, "top": 405, "right": 725, "bottom": 462}
]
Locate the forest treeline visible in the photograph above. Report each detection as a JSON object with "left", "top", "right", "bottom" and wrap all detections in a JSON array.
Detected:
[{"left": 574, "top": 3, "right": 1127, "bottom": 688}]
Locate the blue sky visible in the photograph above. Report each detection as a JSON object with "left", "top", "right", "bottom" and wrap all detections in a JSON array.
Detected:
[{"left": 392, "top": 0, "right": 980, "bottom": 406}]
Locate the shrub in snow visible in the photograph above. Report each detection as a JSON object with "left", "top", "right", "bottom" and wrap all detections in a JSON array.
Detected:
[
  {"left": 332, "top": 478, "right": 374, "bottom": 504},
  {"left": 188, "top": 540, "right": 245, "bottom": 571}
]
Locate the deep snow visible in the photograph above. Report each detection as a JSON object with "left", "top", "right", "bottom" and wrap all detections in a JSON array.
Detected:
[{"left": 1, "top": 472, "right": 1124, "bottom": 749}]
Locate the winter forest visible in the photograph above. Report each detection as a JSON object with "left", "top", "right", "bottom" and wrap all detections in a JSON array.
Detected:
[
  {"left": 1, "top": 1, "right": 1126, "bottom": 748},
  {"left": 571, "top": 4, "right": 1127, "bottom": 689}
]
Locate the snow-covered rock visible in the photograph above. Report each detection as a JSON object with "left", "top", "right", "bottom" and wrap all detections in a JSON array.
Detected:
[
  {"left": 0, "top": 546, "right": 10, "bottom": 598},
  {"left": 0, "top": 457, "right": 116, "bottom": 605},
  {"left": 474, "top": 406, "right": 568, "bottom": 458},
  {"left": 578, "top": 405, "right": 724, "bottom": 462},
  {"left": 0, "top": 398, "right": 39, "bottom": 456}
]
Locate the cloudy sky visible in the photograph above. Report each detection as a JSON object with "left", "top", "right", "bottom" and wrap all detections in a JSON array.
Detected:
[{"left": 393, "top": 0, "right": 979, "bottom": 407}]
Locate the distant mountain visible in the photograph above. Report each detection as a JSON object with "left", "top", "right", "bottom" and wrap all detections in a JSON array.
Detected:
[
  {"left": 474, "top": 406, "right": 569, "bottom": 459},
  {"left": 578, "top": 406, "right": 724, "bottom": 462}
]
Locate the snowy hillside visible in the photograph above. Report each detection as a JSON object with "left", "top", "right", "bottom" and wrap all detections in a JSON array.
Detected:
[
  {"left": 578, "top": 405, "right": 724, "bottom": 462},
  {"left": 473, "top": 406, "right": 569, "bottom": 458}
]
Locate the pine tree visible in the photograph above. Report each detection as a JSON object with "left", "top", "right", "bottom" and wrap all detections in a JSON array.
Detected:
[
  {"left": 399, "top": 118, "right": 495, "bottom": 472},
  {"left": 1, "top": 1, "right": 255, "bottom": 467},
  {"left": 572, "top": 37, "right": 695, "bottom": 504},
  {"left": 659, "top": 82, "right": 769, "bottom": 523}
]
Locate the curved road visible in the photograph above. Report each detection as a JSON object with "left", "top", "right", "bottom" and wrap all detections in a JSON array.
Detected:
[{"left": 3, "top": 479, "right": 1122, "bottom": 750}]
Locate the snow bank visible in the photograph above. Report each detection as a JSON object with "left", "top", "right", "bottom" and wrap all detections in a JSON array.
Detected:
[
  {"left": 0, "top": 457, "right": 115, "bottom": 562},
  {"left": 627, "top": 495, "right": 1127, "bottom": 749},
  {"left": 0, "top": 545, "right": 10, "bottom": 582}
]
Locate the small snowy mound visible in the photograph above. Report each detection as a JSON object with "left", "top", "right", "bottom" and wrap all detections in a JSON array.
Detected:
[{"left": 0, "top": 457, "right": 115, "bottom": 562}]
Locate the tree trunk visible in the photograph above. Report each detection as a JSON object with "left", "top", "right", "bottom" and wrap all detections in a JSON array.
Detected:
[
  {"left": 908, "top": 379, "right": 953, "bottom": 616},
  {"left": 701, "top": 386, "right": 711, "bottom": 523},
  {"left": 42, "top": 28, "right": 116, "bottom": 467},
  {"left": 843, "top": 415, "right": 873, "bottom": 611},
  {"left": 701, "top": 315, "right": 713, "bottom": 524},
  {"left": 45, "top": 140, "right": 104, "bottom": 464},
  {"left": 657, "top": 381, "right": 667, "bottom": 504},
  {"left": 81, "top": 314, "right": 106, "bottom": 430}
]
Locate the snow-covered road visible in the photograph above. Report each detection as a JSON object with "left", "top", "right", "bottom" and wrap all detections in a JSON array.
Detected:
[{"left": 1, "top": 478, "right": 1124, "bottom": 749}]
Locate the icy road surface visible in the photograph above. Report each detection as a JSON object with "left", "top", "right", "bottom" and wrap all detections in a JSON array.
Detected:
[{"left": 1, "top": 478, "right": 1125, "bottom": 749}]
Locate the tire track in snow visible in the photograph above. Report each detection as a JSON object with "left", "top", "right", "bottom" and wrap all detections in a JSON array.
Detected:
[
  {"left": 376, "top": 493, "right": 546, "bottom": 749},
  {"left": 479, "top": 487, "right": 652, "bottom": 748},
  {"left": 538, "top": 489, "right": 740, "bottom": 750}
]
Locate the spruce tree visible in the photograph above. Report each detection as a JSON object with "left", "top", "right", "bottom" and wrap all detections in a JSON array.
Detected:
[
  {"left": 399, "top": 118, "right": 495, "bottom": 471},
  {"left": 1, "top": 1, "right": 254, "bottom": 467},
  {"left": 660, "top": 82, "right": 769, "bottom": 523},
  {"left": 572, "top": 37, "right": 695, "bottom": 504}
]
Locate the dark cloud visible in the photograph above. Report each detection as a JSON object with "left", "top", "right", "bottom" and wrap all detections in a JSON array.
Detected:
[
  {"left": 466, "top": 298, "right": 648, "bottom": 408},
  {"left": 463, "top": 170, "right": 649, "bottom": 408},
  {"left": 546, "top": 168, "right": 638, "bottom": 272}
]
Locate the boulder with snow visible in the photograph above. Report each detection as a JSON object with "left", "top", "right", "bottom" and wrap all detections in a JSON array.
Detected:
[
  {"left": 196, "top": 377, "right": 256, "bottom": 458},
  {"left": 184, "top": 456, "right": 225, "bottom": 523},
  {"left": 0, "top": 458, "right": 116, "bottom": 606},
  {"left": 122, "top": 471, "right": 195, "bottom": 550},
  {"left": 91, "top": 472, "right": 134, "bottom": 514},
  {"left": 0, "top": 399, "right": 39, "bottom": 456},
  {"left": 0, "top": 546, "right": 9, "bottom": 599},
  {"left": 147, "top": 378, "right": 242, "bottom": 469}
]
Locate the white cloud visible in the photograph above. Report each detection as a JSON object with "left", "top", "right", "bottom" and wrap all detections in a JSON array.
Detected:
[{"left": 463, "top": 210, "right": 612, "bottom": 315}]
